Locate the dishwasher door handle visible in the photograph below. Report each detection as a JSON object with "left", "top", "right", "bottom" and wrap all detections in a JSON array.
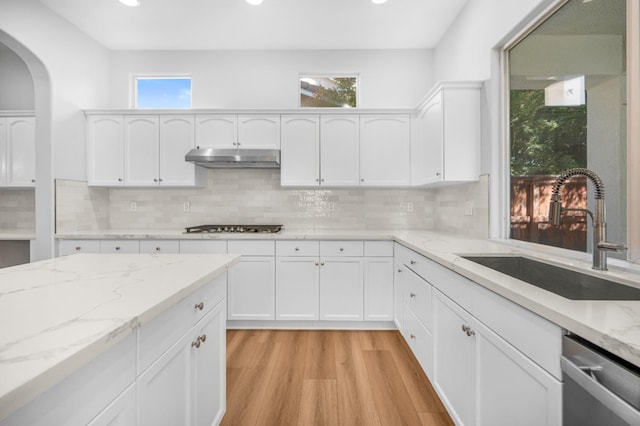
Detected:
[{"left": 561, "top": 356, "right": 640, "bottom": 425}]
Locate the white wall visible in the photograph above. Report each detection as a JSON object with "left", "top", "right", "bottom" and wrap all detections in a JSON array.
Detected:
[
  {"left": 0, "top": 44, "right": 34, "bottom": 110},
  {"left": 0, "top": 0, "right": 110, "bottom": 259},
  {"left": 108, "top": 49, "right": 434, "bottom": 109}
]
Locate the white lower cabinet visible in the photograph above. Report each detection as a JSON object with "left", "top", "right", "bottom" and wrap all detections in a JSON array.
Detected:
[
  {"left": 393, "top": 262, "right": 405, "bottom": 329},
  {"left": 363, "top": 258, "right": 394, "bottom": 321},
  {"left": 88, "top": 383, "right": 136, "bottom": 426},
  {"left": 319, "top": 257, "right": 364, "bottom": 321},
  {"left": 276, "top": 257, "right": 320, "bottom": 320}
]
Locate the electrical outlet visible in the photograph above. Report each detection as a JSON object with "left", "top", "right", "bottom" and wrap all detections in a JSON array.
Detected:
[
  {"left": 464, "top": 200, "right": 474, "bottom": 216},
  {"left": 130, "top": 202, "right": 137, "bottom": 212},
  {"left": 407, "top": 202, "right": 414, "bottom": 212},
  {"left": 183, "top": 202, "right": 191, "bottom": 212}
]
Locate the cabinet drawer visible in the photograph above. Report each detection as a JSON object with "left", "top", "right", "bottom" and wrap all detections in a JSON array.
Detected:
[
  {"left": 320, "top": 240, "right": 363, "bottom": 257},
  {"left": 138, "top": 274, "right": 226, "bottom": 374},
  {"left": 228, "top": 240, "right": 275, "bottom": 256},
  {"left": 179, "top": 240, "right": 227, "bottom": 254},
  {"left": 404, "top": 268, "right": 433, "bottom": 332},
  {"left": 99, "top": 240, "right": 140, "bottom": 254},
  {"left": 139, "top": 240, "right": 180, "bottom": 254},
  {"left": 58, "top": 239, "right": 101, "bottom": 256},
  {"left": 364, "top": 241, "right": 394, "bottom": 257},
  {"left": 276, "top": 240, "right": 319, "bottom": 257},
  {"left": 394, "top": 242, "right": 414, "bottom": 265},
  {"left": 403, "top": 306, "right": 434, "bottom": 379}
]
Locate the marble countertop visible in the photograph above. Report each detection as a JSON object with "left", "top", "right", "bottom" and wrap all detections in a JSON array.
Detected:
[
  {"left": 0, "top": 253, "right": 239, "bottom": 421},
  {"left": 55, "top": 229, "right": 640, "bottom": 368},
  {"left": 0, "top": 233, "right": 35, "bottom": 241}
]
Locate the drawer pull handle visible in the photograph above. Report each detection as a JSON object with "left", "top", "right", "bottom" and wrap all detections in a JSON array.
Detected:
[
  {"left": 410, "top": 260, "right": 416, "bottom": 265},
  {"left": 75, "top": 246, "right": 81, "bottom": 251},
  {"left": 410, "top": 334, "right": 416, "bottom": 339},
  {"left": 155, "top": 247, "right": 161, "bottom": 251},
  {"left": 410, "top": 292, "right": 416, "bottom": 298},
  {"left": 195, "top": 302, "right": 204, "bottom": 311},
  {"left": 115, "top": 246, "right": 121, "bottom": 251}
]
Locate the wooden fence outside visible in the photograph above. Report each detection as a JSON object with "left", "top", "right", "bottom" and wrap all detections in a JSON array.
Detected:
[{"left": 510, "top": 175, "right": 587, "bottom": 252}]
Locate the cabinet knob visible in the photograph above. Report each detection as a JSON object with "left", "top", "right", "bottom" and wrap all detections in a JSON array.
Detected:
[
  {"left": 75, "top": 246, "right": 81, "bottom": 251},
  {"left": 155, "top": 246, "right": 161, "bottom": 251},
  {"left": 315, "top": 179, "right": 319, "bottom": 182},
  {"left": 321, "top": 179, "right": 324, "bottom": 182},
  {"left": 159, "top": 178, "right": 163, "bottom": 182},
  {"left": 200, "top": 334, "right": 206, "bottom": 343},
  {"left": 436, "top": 172, "right": 441, "bottom": 177},
  {"left": 320, "top": 262, "right": 325, "bottom": 266},
  {"left": 31, "top": 179, "right": 35, "bottom": 183},
  {"left": 153, "top": 178, "right": 158, "bottom": 182},
  {"left": 191, "top": 339, "right": 201, "bottom": 348},
  {"left": 118, "top": 178, "right": 123, "bottom": 182},
  {"left": 410, "top": 334, "right": 416, "bottom": 339},
  {"left": 466, "top": 329, "right": 475, "bottom": 337},
  {"left": 115, "top": 246, "right": 121, "bottom": 251},
  {"left": 315, "top": 262, "right": 319, "bottom": 266},
  {"left": 295, "top": 247, "right": 299, "bottom": 251},
  {"left": 410, "top": 260, "right": 416, "bottom": 265},
  {"left": 195, "top": 302, "right": 204, "bottom": 311},
  {"left": 410, "top": 292, "right": 416, "bottom": 298},
  {"left": 361, "top": 179, "right": 364, "bottom": 182},
  {"left": 397, "top": 269, "right": 402, "bottom": 273},
  {"left": 339, "top": 248, "right": 344, "bottom": 252}
]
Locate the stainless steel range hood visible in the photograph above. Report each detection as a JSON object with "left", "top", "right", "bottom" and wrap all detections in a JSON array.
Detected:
[{"left": 185, "top": 148, "right": 280, "bottom": 168}]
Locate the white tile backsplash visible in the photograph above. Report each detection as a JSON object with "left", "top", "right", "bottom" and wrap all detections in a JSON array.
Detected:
[
  {"left": 0, "top": 189, "right": 35, "bottom": 232},
  {"left": 55, "top": 172, "right": 490, "bottom": 235}
]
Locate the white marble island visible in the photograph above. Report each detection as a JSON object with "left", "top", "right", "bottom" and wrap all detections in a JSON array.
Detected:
[{"left": 0, "top": 253, "right": 239, "bottom": 425}]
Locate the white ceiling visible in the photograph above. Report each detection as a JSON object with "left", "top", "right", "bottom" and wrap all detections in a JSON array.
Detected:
[{"left": 38, "top": 0, "right": 468, "bottom": 50}]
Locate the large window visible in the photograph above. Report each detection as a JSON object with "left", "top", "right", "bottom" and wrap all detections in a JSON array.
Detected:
[
  {"left": 507, "top": 0, "right": 627, "bottom": 255},
  {"left": 134, "top": 76, "right": 192, "bottom": 109}
]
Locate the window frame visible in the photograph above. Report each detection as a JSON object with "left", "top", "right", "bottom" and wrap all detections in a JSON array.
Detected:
[
  {"left": 131, "top": 74, "right": 192, "bottom": 109},
  {"left": 298, "top": 73, "right": 360, "bottom": 109},
  {"left": 497, "top": 0, "right": 640, "bottom": 264}
]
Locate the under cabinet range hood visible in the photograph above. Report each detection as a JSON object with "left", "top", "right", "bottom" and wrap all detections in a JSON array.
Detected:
[{"left": 185, "top": 148, "right": 280, "bottom": 168}]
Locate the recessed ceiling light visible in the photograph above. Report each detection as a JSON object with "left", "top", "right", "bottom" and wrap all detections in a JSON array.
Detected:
[
  {"left": 371, "top": 0, "right": 388, "bottom": 4},
  {"left": 246, "top": 0, "right": 264, "bottom": 5},
  {"left": 119, "top": 0, "right": 140, "bottom": 6}
]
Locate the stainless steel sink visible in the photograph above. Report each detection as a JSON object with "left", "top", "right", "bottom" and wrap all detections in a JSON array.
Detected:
[{"left": 462, "top": 256, "right": 640, "bottom": 300}]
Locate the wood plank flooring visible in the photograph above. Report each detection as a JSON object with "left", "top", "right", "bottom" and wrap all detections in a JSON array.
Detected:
[{"left": 221, "top": 330, "right": 453, "bottom": 426}]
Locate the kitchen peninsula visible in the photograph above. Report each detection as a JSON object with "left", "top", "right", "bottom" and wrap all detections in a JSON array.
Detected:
[{"left": 0, "top": 253, "right": 239, "bottom": 425}]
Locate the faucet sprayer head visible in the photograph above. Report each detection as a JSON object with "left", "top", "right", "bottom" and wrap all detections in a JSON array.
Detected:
[{"left": 548, "top": 194, "right": 563, "bottom": 226}]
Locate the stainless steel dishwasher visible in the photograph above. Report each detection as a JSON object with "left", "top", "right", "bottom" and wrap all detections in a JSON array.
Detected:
[{"left": 562, "top": 334, "right": 640, "bottom": 426}]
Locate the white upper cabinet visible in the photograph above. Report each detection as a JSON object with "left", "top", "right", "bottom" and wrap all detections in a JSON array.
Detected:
[
  {"left": 280, "top": 115, "right": 320, "bottom": 186},
  {"left": 0, "top": 116, "right": 36, "bottom": 188},
  {"left": 159, "top": 115, "right": 197, "bottom": 186},
  {"left": 194, "top": 115, "right": 237, "bottom": 149},
  {"left": 359, "top": 115, "right": 411, "bottom": 186},
  {"left": 88, "top": 114, "right": 204, "bottom": 187},
  {"left": 237, "top": 115, "right": 280, "bottom": 149},
  {"left": 320, "top": 115, "right": 360, "bottom": 186},
  {"left": 124, "top": 115, "right": 159, "bottom": 186},
  {"left": 415, "top": 82, "right": 481, "bottom": 186},
  {"left": 195, "top": 114, "right": 280, "bottom": 149},
  {"left": 87, "top": 115, "right": 124, "bottom": 186}
]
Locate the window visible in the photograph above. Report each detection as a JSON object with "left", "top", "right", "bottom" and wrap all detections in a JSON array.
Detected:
[
  {"left": 299, "top": 75, "right": 358, "bottom": 108},
  {"left": 134, "top": 76, "right": 192, "bottom": 109},
  {"left": 507, "top": 0, "right": 627, "bottom": 255}
]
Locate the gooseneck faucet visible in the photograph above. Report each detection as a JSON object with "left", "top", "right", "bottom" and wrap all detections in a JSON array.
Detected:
[{"left": 548, "top": 168, "right": 626, "bottom": 271}]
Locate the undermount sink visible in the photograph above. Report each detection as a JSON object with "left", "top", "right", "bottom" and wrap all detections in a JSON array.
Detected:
[{"left": 461, "top": 256, "right": 640, "bottom": 301}]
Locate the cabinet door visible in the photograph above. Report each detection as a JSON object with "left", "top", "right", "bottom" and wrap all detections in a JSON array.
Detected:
[
  {"left": 276, "top": 257, "right": 320, "bottom": 320},
  {"left": 320, "top": 115, "right": 360, "bottom": 186},
  {"left": 124, "top": 116, "right": 159, "bottom": 186},
  {"left": 237, "top": 115, "right": 280, "bottom": 149},
  {"left": 195, "top": 115, "right": 237, "bottom": 148},
  {"left": 359, "top": 115, "right": 410, "bottom": 186},
  {"left": 88, "top": 383, "right": 136, "bottom": 426},
  {"left": 319, "top": 257, "right": 364, "bottom": 321},
  {"left": 138, "top": 331, "right": 192, "bottom": 426},
  {"left": 0, "top": 118, "right": 6, "bottom": 185},
  {"left": 227, "top": 256, "right": 275, "bottom": 320},
  {"left": 159, "top": 115, "right": 196, "bottom": 186},
  {"left": 280, "top": 115, "right": 320, "bottom": 186},
  {"left": 6, "top": 117, "right": 35, "bottom": 186},
  {"left": 474, "top": 318, "right": 562, "bottom": 426},
  {"left": 193, "top": 301, "right": 226, "bottom": 426},
  {"left": 420, "top": 93, "right": 444, "bottom": 184},
  {"left": 87, "top": 115, "right": 124, "bottom": 186},
  {"left": 433, "top": 290, "right": 475, "bottom": 426},
  {"left": 364, "top": 258, "right": 394, "bottom": 321}
]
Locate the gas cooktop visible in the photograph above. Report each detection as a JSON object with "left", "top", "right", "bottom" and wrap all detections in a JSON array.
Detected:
[{"left": 184, "top": 224, "right": 283, "bottom": 234}]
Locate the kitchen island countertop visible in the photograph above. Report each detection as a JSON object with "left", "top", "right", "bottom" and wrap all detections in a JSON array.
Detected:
[{"left": 0, "top": 253, "right": 239, "bottom": 421}]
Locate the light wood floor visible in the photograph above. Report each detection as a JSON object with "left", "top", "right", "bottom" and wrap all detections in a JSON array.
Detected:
[{"left": 221, "top": 330, "right": 453, "bottom": 426}]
